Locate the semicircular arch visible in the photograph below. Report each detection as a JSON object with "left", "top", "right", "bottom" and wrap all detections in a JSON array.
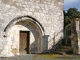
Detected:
[{"left": 4, "top": 15, "right": 45, "bottom": 36}]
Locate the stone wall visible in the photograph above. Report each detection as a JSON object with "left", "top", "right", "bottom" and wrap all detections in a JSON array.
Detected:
[
  {"left": 0, "top": 0, "right": 64, "bottom": 57},
  {"left": 71, "top": 18, "right": 80, "bottom": 54},
  {"left": 71, "top": 18, "right": 78, "bottom": 54}
]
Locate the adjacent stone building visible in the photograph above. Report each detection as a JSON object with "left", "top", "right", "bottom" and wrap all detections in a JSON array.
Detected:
[
  {"left": 0, "top": 0, "right": 64, "bottom": 57},
  {"left": 71, "top": 18, "right": 80, "bottom": 54}
]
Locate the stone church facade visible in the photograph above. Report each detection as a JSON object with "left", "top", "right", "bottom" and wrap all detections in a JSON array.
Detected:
[{"left": 0, "top": 0, "right": 63, "bottom": 57}]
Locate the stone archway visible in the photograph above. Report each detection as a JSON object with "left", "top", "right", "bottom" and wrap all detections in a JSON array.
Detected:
[
  {"left": 4, "top": 16, "right": 45, "bottom": 56},
  {"left": 4, "top": 16, "right": 45, "bottom": 36}
]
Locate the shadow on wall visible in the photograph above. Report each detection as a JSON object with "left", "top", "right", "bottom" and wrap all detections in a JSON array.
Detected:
[
  {"left": 52, "top": 32, "right": 63, "bottom": 49},
  {"left": 45, "top": 30, "right": 63, "bottom": 52},
  {"left": 31, "top": 35, "right": 49, "bottom": 53}
]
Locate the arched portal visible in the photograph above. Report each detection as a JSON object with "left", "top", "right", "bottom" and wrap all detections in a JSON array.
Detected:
[
  {"left": 4, "top": 16, "right": 45, "bottom": 56},
  {"left": 4, "top": 16, "right": 45, "bottom": 35}
]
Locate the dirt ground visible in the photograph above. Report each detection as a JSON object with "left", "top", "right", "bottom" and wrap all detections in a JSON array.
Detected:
[{"left": 0, "top": 54, "right": 80, "bottom": 60}]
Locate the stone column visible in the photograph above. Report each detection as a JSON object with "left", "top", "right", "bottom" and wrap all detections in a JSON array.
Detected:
[
  {"left": 71, "top": 18, "right": 78, "bottom": 54},
  {"left": 77, "top": 31, "right": 80, "bottom": 54},
  {"left": 37, "top": 36, "right": 42, "bottom": 53}
]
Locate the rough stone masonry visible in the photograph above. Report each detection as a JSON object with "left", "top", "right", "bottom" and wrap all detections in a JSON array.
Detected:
[{"left": 0, "top": 0, "right": 64, "bottom": 57}]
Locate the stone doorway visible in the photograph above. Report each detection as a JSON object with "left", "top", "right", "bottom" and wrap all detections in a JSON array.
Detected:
[
  {"left": 19, "top": 31, "right": 30, "bottom": 54},
  {"left": 4, "top": 16, "right": 45, "bottom": 56}
]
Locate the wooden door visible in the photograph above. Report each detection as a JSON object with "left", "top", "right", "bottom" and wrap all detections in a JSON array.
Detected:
[{"left": 19, "top": 31, "right": 30, "bottom": 54}]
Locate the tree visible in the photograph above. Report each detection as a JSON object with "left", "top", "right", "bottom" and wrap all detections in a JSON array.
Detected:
[
  {"left": 64, "top": 16, "right": 70, "bottom": 27},
  {"left": 67, "top": 8, "right": 80, "bottom": 19},
  {"left": 64, "top": 8, "right": 80, "bottom": 27}
]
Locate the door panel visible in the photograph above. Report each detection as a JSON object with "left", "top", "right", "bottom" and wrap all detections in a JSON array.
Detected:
[{"left": 19, "top": 31, "right": 30, "bottom": 54}]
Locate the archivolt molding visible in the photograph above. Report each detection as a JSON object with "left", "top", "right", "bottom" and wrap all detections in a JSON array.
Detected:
[{"left": 4, "top": 15, "right": 45, "bottom": 37}]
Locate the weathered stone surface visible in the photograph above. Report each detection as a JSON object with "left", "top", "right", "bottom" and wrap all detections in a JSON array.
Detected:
[
  {"left": 0, "top": 0, "right": 63, "bottom": 57},
  {"left": 71, "top": 18, "right": 80, "bottom": 54}
]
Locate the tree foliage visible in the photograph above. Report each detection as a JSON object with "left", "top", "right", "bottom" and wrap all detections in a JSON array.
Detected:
[
  {"left": 64, "top": 8, "right": 80, "bottom": 27},
  {"left": 64, "top": 16, "right": 70, "bottom": 27},
  {"left": 67, "top": 8, "right": 80, "bottom": 19},
  {"left": 64, "top": 8, "right": 80, "bottom": 40}
]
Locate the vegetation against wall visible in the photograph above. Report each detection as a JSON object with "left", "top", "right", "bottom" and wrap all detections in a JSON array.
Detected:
[
  {"left": 63, "top": 8, "right": 80, "bottom": 46},
  {"left": 64, "top": 8, "right": 80, "bottom": 27}
]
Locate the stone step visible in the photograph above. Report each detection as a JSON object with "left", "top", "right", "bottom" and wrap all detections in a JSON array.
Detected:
[
  {"left": 58, "top": 46, "right": 72, "bottom": 49},
  {"left": 52, "top": 51, "right": 67, "bottom": 55},
  {"left": 51, "top": 46, "right": 72, "bottom": 50},
  {"left": 55, "top": 49, "right": 68, "bottom": 52},
  {"left": 45, "top": 46, "right": 73, "bottom": 55}
]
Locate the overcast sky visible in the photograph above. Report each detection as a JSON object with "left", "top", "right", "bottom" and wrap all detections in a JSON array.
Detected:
[{"left": 64, "top": 0, "right": 80, "bottom": 11}]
